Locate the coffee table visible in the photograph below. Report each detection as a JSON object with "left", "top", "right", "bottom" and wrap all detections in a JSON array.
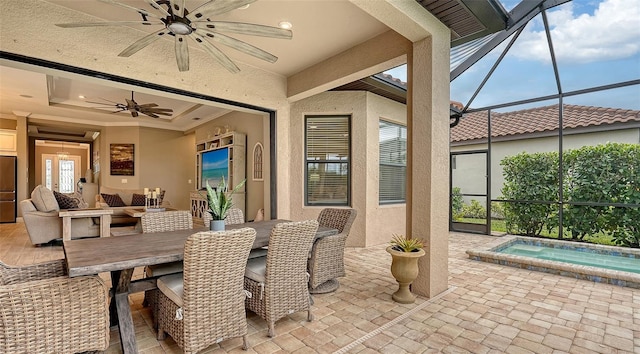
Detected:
[{"left": 58, "top": 208, "right": 113, "bottom": 241}]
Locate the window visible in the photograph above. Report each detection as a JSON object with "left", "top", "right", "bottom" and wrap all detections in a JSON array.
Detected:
[
  {"left": 253, "top": 142, "right": 263, "bottom": 181},
  {"left": 305, "top": 115, "right": 350, "bottom": 206},
  {"left": 379, "top": 120, "right": 406, "bottom": 204}
]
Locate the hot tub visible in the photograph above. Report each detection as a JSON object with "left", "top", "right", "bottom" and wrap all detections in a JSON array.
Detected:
[{"left": 466, "top": 235, "right": 640, "bottom": 289}]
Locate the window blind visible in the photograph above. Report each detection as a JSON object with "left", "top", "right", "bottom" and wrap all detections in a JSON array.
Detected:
[
  {"left": 305, "top": 116, "right": 350, "bottom": 206},
  {"left": 379, "top": 120, "right": 406, "bottom": 204}
]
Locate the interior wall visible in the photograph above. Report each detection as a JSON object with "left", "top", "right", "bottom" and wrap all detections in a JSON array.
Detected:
[
  {"left": 99, "top": 126, "right": 141, "bottom": 188},
  {"left": 138, "top": 128, "right": 193, "bottom": 211},
  {"left": 194, "top": 111, "right": 266, "bottom": 221},
  {"left": 0, "top": 118, "right": 17, "bottom": 129}
]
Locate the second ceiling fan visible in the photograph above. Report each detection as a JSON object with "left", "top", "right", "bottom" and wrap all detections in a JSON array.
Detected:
[
  {"left": 87, "top": 91, "right": 173, "bottom": 118},
  {"left": 55, "top": 0, "right": 293, "bottom": 73}
]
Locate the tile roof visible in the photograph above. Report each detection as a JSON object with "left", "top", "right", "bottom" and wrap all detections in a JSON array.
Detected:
[{"left": 450, "top": 104, "right": 640, "bottom": 143}]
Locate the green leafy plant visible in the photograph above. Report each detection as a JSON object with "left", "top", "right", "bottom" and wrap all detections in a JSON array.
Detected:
[
  {"left": 203, "top": 176, "right": 246, "bottom": 220},
  {"left": 389, "top": 233, "right": 425, "bottom": 252},
  {"left": 451, "top": 187, "right": 464, "bottom": 220}
]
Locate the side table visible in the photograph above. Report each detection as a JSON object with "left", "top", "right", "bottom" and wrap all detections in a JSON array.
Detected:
[{"left": 58, "top": 208, "right": 113, "bottom": 241}]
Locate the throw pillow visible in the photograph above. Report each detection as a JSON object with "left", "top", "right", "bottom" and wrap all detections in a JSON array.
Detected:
[
  {"left": 31, "top": 185, "right": 60, "bottom": 212},
  {"left": 54, "top": 191, "right": 79, "bottom": 209},
  {"left": 101, "top": 193, "right": 126, "bottom": 207},
  {"left": 131, "top": 193, "right": 146, "bottom": 206}
]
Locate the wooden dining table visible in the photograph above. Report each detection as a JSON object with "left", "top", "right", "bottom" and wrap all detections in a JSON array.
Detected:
[{"left": 63, "top": 219, "right": 337, "bottom": 354}]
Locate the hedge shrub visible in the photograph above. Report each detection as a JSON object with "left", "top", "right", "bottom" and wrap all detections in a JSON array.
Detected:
[{"left": 500, "top": 143, "right": 640, "bottom": 247}]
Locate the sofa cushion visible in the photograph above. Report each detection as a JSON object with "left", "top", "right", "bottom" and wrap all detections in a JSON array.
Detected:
[
  {"left": 131, "top": 193, "right": 146, "bottom": 206},
  {"left": 101, "top": 193, "right": 126, "bottom": 207},
  {"left": 31, "top": 185, "right": 59, "bottom": 212},
  {"left": 54, "top": 191, "right": 79, "bottom": 209}
]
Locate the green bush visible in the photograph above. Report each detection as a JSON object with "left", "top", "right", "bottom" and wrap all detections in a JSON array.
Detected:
[
  {"left": 451, "top": 187, "right": 464, "bottom": 220},
  {"left": 462, "top": 199, "right": 486, "bottom": 219},
  {"left": 500, "top": 143, "right": 640, "bottom": 247},
  {"left": 563, "top": 143, "right": 640, "bottom": 247},
  {"left": 501, "top": 151, "right": 558, "bottom": 236}
]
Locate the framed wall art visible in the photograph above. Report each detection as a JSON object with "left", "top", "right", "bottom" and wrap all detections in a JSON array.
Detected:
[{"left": 110, "top": 143, "right": 134, "bottom": 176}]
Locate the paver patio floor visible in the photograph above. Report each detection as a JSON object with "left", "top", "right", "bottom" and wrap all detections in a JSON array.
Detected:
[{"left": 2, "top": 223, "right": 638, "bottom": 353}]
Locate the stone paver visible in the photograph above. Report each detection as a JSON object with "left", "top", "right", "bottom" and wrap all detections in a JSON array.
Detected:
[{"left": 3, "top": 222, "right": 639, "bottom": 354}]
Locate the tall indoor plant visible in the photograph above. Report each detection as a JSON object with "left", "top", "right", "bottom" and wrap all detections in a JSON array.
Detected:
[
  {"left": 386, "top": 234, "right": 426, "bottom": 304},
  {"left": 204, "top": 176, "right": 246, "bottom": 231}
]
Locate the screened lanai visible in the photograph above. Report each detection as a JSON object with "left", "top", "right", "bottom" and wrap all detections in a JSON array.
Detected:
[{"left": 384, "top": 0, "right": 639, "bottom": 245}]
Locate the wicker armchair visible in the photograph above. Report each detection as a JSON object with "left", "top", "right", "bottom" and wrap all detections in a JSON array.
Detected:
[
  {"left": 141, "top": 210, "right": 193, "bottom": 327},
  {"left": 156, "top": 228, "right": 256, "bottom": 353},
  {"left": 308, "top": 208, "right": 357, "bottom": 294},
  {"left": 0, "top": 259, "right": 109, "bottom": 353},
  {"left": 202, "top": 207, "right": 245, "bottom": 228},
  {"left": 244, "top": 220, "right": 319, "bottom": 337}
]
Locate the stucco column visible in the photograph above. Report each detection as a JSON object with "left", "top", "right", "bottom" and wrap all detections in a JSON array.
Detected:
[{"left": 406, "top": 36, "right": 450, "bottom": 298}]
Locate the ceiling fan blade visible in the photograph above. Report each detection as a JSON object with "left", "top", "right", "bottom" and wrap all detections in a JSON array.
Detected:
[
  {"left": 192, "top": 33, "right": 240, "bottom": 73},
  {"left": 195, "top": 21, "right": 292, "bottom": 39},
  {"left": 143, "top": 0, "right": 171, "bottom": 17},
  {"left": 138, "top": 103, "right": 159, "bottom": 107},
  {"left": 142, "top": 112, "right": 161, "bottom": 118},
  {"left": 145, "top": 108, "right": 173, "bottom": 113},
  {"left": 169, "top": 0, "right": 186, "bottom": 18},
  {"left": 197, "top": 29, "right": 277, "bottom": 63},
  {"left": 175, "top": 34, "right": 190, "bottom": 72},
  {"left": 56, "top": 21, "right": 157, "bottom": 28},
  {"left": 187, "top": 0, "right": 256, "bottom": 21},
  {"left": 144, "top": 110, "right": 173, "bottom": 116},
  {"left": 98, "top": 0, "right": 162, "bottom": 19},
  {"left": 118, "top": 29, "right": 168, "bottom": 57}
]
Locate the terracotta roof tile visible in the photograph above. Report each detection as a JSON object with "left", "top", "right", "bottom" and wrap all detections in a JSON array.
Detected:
[{"left": 450, "top": 104, "right": 640, "bottom": 143}]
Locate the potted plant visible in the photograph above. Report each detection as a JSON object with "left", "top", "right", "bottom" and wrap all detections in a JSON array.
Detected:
[
  {"left": 203, "top": 176, "right": 246, "bottom": 231},
  {"left": 386, "top": 233, "right": 426, "bottom": 304}
]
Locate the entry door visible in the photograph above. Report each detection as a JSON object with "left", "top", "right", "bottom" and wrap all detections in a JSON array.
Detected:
[
  {"left": 42, "top": 154, "right": 81, "bottom": 193},
  {"left": 450, "top": 150, "right": 489, "bottom": 234}
]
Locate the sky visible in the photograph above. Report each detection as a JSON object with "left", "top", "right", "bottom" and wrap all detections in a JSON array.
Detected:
[{"left": 383, "top": 0, "right": 640, "bottom": 112}]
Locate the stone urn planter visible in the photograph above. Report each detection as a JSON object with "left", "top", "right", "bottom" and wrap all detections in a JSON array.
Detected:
[{"left": 386, "top": 234, "right": 426, "bottom": 304}]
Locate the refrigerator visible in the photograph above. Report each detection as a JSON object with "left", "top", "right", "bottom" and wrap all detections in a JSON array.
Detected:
[{"left": 0, "top": 156, "right": 17, "bottom": 223}]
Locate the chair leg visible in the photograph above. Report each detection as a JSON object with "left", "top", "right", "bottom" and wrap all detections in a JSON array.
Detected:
[
  {"left": 268, "top": 322, "right": 276, "bottom": 337},
  {"left": 242, "top": 335, "right": 249, "bottom": 350},
  {"left": 307, "top": 308, "right": 314, "bottom": 322},
  {"left": 157, "top": 326, "right": 166, "bottom": 341}
]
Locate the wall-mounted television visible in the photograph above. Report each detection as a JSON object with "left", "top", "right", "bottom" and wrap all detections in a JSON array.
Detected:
[{"left": 200, "top": 147, "right": 229, "bottom": 190}]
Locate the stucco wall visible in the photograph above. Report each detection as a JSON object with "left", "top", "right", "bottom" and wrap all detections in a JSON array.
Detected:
[{"left": 289, "top": 90, "right": 407, "bottom": 247}]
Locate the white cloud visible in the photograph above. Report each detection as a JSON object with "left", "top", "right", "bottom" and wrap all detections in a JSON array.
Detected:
[{"left": 511, "top": 0, "right": 640, "bottom": 63}]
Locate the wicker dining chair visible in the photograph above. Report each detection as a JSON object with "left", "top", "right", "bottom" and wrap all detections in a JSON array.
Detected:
[
  {"left": 141, "top": 210, "right": 193, "bottom": 327},
  {"left": 244, "top": 220, "right": 319, "bottom": 337},
  {"left": 0, "top": 259, "right": 109, "bottom": 353},
  {"left": 202, "top": 207, "right": 244, "bottom": 228},
  {"left": 156, "top": 228, "right": 256, "bottom": 353},
  {"left": 308, "top": 208, "right": 357, "bottom": 294}
]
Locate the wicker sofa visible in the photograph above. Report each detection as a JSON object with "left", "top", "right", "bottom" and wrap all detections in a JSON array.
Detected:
[{"left": 95, "top": 186, "right": 171, "bottom": 225}]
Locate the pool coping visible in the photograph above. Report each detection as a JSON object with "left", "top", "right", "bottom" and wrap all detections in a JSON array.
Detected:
[{"left": 466, "top": 235, "right": 640, "bottom": 289}]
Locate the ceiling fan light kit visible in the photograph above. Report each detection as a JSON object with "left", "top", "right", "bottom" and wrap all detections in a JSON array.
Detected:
[{"left": 55, "top": 0, "right": 293, "bottom": 73}]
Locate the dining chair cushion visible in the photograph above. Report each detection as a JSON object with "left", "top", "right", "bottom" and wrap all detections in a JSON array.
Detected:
[
  {"left": 248, "top": 248, "right": 268, "bottom": 259},
  {"left": 146, "top": 261, "right": 184, "bottom": 277},
  {"left": 157, "top": 273, "right": 184, "bottom": 308},
  {"left": 244, "top": 256, "right": 266, "bottom": 284}
]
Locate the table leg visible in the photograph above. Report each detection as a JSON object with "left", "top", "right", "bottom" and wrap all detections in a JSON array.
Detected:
[
  {"left": 62, "top": 216, "right": 72, "bottom": 241},
  {"left": 109, "top": 269, "right": 137, "bottom": 354},
  {"left": 101, "top": 214, "right": 112, "bottom": 237}
]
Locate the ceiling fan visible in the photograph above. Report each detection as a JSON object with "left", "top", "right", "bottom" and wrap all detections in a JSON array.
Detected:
[
  {"left": 87, "top": 91, "right": 174, "bottom": 118},
  {"left": 55, "top": 0, "right": 293, "bottom": 73}
]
